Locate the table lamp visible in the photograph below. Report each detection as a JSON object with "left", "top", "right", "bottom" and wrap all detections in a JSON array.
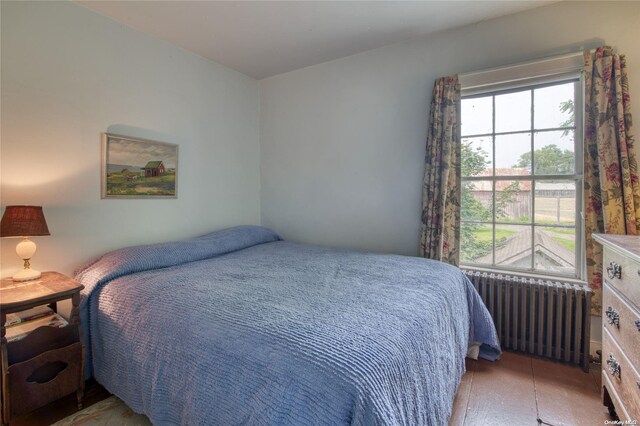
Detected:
[{"left": 0, "top": 205, "right": 50, "bottom": 281}]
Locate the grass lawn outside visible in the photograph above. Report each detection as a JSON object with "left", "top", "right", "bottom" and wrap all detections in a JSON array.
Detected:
[
  {"left": 539, "top": 226, "right": 575, "bottom": 252},
  {"left": 470, "top": 225, "right": 576, "bottom": 253},
  {"left": 473, "top": 226, "right": 517, "bottom": 243},
  {"left": 551, "top": 236, "right": 575, "bottom": 252},
  {"left": 539, "top": 226, "right": 574, "bottom": 235}
]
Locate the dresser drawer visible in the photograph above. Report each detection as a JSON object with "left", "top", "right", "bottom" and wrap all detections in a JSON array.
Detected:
[
  {"left": 602, "top": 329, "right": 640, "bottom": 420},
  {"left": 603, "top": 282, "right": 640, "bottom": 369},
  {"left": 602, "top": 369, "right": 631, "bottom": 421},
  {"left": 603, "top": 248, "right": 640, "bottom": 308}
]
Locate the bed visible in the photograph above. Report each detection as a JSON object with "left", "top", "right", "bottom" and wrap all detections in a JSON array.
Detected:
[{"left": 76, "top": 225, "right": 500, "bottom": 425}]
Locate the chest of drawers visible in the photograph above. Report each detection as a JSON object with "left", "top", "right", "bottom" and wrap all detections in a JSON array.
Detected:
[{"left": 593, "top": 234, "right": 640, "bottom": 421}]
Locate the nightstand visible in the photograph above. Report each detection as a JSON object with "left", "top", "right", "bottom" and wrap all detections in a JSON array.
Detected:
[{"left": 0, "top": 272, "right": 85, "bottom": 425}]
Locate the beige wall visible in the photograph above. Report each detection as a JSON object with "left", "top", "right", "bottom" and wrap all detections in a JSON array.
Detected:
[
  {"left": 260, "top": 1, "right": 640, "bottom": 256},
  {"left": 1, "top": 1, "right": 262, "bottom": 277},
  {"left": 3, "top": 1, "right": 639, "bottom": 348},
  {"left": 259, "top": 1, "right": 640, "bottom": 351}
]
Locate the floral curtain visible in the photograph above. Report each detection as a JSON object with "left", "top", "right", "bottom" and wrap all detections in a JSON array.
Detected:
[
  {"left": 584, "top": 46, "right": 639, "bottom": 315},
  {"left": 419, "top": 76, "right": 461, "bottom": 264}
]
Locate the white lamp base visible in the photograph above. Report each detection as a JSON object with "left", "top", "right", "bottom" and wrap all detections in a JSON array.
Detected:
[
  {"left": 12, "top": 236, "right": 41, "bottom": 281},
  {"left": 13, "top": 268, "right": 42, "bottom": 282}
]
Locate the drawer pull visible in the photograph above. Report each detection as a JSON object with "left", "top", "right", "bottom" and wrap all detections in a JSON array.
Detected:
[
  {"left": 635, "top": 319, "right": 640, "bottom": 332},
  {"left": 607, "top": 261, "right": 622, "bottom": 279},
  {"left": 605, "top": 306, "right": 620, "bottom": 327},
  {"left": 607, "top": 353, "right": 621, "bottom": 379}
]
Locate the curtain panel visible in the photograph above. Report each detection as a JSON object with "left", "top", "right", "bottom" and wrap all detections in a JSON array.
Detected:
[
  {"left": 584, "top": 46, "right": 639, "bottom": 315},
  {"left": 419, "top": 76, "right": 461, "bottom": 265}
]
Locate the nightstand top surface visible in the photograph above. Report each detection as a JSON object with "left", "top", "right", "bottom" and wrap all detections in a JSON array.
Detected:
[{"left": 0, "top": 271, "right": 83, "bottom": 311}]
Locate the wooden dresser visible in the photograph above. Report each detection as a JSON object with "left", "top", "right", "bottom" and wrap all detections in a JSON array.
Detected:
[{"left": 593, "top": 234, "right": 640, "bottom": 421}]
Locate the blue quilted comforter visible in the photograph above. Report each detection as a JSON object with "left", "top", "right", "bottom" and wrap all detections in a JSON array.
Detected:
[{"left": 76, "top": 226, "right": 500, "bottom": 425}]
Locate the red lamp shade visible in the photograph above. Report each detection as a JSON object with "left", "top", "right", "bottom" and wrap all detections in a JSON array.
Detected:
[{"left": 0, "top": 206, "right": 50, "bottom": 237}]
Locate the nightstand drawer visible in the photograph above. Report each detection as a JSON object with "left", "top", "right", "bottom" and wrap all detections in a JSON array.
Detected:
[
  {"left": 602, "top": 329, "right": 640, "bottom": 420},
  {"left": 603, "top": 282, "right": 640, "bottom": 369},
  {"left": 603, "top": 249, "right": 640, "bottom": 308},
  {"left": 8, "top": 342, "right": 83, "bottom": 417}
]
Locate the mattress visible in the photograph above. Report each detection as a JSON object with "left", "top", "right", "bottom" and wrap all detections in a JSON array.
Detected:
[{"left": 76, "top": 226, "right": 500, "bottom": 425}]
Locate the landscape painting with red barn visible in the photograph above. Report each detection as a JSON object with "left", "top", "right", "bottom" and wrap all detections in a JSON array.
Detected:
[{"left": 102, "top": 133, "right": 178, "bottom": 198}]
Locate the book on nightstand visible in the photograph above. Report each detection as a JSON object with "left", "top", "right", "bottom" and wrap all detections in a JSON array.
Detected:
[{"left": 4, "top": 305, "right": 68, "bottom": 342}]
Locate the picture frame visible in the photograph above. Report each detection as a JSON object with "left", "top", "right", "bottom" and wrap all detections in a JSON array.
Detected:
[{"left": 101, "top": 133, "right": 178, "bottom": 199}]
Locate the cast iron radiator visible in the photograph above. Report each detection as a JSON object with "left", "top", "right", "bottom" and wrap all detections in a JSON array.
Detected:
[{"left": 463, "top": 269, "right": 592, "bottom": 371}]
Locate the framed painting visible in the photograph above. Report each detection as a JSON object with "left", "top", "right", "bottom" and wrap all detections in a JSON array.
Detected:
[{"left": 101, "top": 133, "right": 178, "bottom": 199}]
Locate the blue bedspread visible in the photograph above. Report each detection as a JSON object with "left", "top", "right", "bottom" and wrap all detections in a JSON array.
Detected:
[{"left": 76, "top": 226, "right": 500, "bottom": 425}]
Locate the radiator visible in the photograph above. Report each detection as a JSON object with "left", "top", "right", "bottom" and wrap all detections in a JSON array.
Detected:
[{"left": 463, "top": 270, "right": 592, "bottom": 371}]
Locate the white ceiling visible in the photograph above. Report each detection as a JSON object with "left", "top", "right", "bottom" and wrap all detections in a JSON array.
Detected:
[{"left": 77, "top": 1, "right": 554, "bottom": 80}]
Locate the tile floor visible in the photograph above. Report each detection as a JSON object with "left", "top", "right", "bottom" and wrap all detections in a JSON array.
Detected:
[{"left": 451, "top": 352, "right": 613, "bottom": 426}]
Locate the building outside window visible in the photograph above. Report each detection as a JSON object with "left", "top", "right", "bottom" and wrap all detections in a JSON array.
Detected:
[{"left": 460, "top": 79, "right": 584, "bottom": 280}]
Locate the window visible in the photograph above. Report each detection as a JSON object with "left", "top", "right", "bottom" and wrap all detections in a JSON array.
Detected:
[{"left": 460, "top": 79, "right": 583, "bottom": 279}]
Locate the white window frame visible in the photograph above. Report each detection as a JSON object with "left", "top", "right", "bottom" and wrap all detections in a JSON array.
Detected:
[{"left": 459, "top": 54, "right": 586, "bottom": 283}]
